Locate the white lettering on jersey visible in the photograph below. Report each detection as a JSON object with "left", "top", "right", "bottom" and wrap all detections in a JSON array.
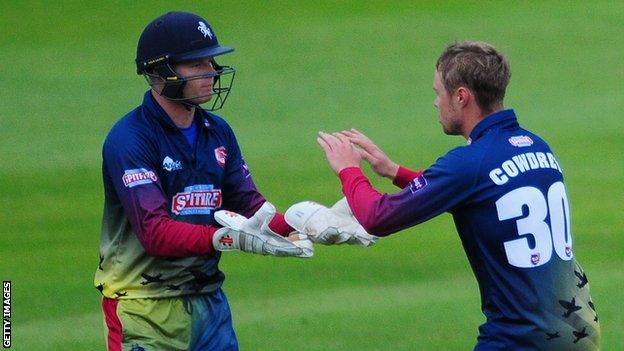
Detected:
[
  {"left": 122, "top": 168, "right": 158, "bottom": 188},
  {"left": 488, "top": 152, "right": 562, "bottom": 185},
  {"left": 171, "top": 184, "right": 222, "bottom": 215}
]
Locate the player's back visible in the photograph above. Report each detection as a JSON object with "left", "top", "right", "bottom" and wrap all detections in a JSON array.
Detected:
[{"left": 451, "top": 111, "right": 600, "bottom": 350}]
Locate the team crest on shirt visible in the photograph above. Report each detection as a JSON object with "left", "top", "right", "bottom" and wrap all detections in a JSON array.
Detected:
[
  {"left": 531, "top": 253, "right": 540, "bottom": 265},
  {"left": 215, "top": 146, "right": 227, "bottom": 167},
  {"left": 508, "top": 135, "right": 534, "bottom": 147},
  {"left": 171, "top": 184, "right": 222, "bottom": 215},
  {"left": 122, "top": 168, "right": 158, "bottom": 188},
  {"left": 409, "top": 175, "right": 428, "bottom": 194}
]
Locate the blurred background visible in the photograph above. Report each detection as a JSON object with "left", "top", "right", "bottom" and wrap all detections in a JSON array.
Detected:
[{"left": 1, "top": 1, "right": 622, "bottom": 349}]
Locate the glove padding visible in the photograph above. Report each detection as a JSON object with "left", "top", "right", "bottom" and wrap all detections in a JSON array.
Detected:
[
  {"left": 213, "top": 202, "right": 313, "bottom": 258},
  {"left": 284, "top": 197, "right": 379, "bottom": 246}
]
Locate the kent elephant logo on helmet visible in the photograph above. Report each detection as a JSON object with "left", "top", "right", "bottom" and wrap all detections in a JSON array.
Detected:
[{"left": 197, "top": 21, "right": 213, "bottom": 39}]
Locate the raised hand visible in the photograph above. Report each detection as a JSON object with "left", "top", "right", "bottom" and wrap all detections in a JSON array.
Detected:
[
  {"left": 341, "top": 129, "right": 399, "bottom": 180},
  {"left": 317, "top": 131, "right": 362, "bottom": 175}
]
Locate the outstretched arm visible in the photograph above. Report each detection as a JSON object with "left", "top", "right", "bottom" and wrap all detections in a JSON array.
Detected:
[{"left": 317, "top": 130, "right": 475, "bottom": 237}]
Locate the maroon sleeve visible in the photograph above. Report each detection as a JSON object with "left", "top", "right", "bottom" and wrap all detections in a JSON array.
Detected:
[
  {"left": 141, "top": 212, "right": 218, "bottom": 256},
  {"left": 338, "top": 167, "right": 384, "bottom": 233},
  {"left": 392, "top": 165, "right": 423, "bottom": 188}
]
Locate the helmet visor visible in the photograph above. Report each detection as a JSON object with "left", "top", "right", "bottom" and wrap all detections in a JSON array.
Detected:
[{"left": 173, "top": 45, "right": 234, "bottom": 63}]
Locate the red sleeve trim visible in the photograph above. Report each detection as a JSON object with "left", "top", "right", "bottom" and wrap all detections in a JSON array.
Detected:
[
  {"left": 392, "top": 166, "right": 423, "bottom": 189},
  {"left": 268, "top": 213, "right": 295, "bottom": 237}
]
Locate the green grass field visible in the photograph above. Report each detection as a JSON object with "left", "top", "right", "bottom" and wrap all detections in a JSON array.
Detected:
[{"left": 1, "top": 1, "right": 623, "bottom": 349}]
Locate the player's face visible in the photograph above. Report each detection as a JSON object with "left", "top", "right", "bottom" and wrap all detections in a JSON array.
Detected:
[
  {"left": 175, "top": 58, "right": 217, "bottom": 104},
  {"left": 433, "top": 70, "right": 462, "bottom": 135}
]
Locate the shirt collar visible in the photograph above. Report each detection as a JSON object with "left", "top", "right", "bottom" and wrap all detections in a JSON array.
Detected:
[
  {"left": 467, "top": 109, "right": 518, "bottom": 144},
  {"left": 142, "top": 90, "right": 215, "bottom": 131}
]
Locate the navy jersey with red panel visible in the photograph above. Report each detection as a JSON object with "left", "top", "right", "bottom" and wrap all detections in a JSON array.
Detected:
[
  {"left": 94, "top": 91, "right": 266, "bottom": 299},
  {"left": 340, "top": 109, "right": 600, "bottom": 350}
]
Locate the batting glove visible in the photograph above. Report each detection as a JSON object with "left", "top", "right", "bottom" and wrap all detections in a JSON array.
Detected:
[{"left": 213, "top": 202, "right": 314, "bottom": 258}]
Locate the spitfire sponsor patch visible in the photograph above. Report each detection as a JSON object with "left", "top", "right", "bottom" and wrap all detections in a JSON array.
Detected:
[
  {"left": 508, "top": 135, "right": 534, "bottom": 147},
  {"left": 122, "top": 168, "right": 158, "bottom": 188},
  {"left": 171, "top": 184, "right": 222, "bottom": 215},
  {"left": 409, "top": 175, "right": 428, "bottom": 194},
  {"left": 215, "top": 146, "right": 227, "bottom": 167}
]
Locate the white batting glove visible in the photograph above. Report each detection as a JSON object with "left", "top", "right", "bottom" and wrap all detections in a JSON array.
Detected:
[
  {"left": 284, "top": 197, "right": 379, "bottom": 247},
  {"left": 213, "top": 202, "right": 314, "bottom": 258}
]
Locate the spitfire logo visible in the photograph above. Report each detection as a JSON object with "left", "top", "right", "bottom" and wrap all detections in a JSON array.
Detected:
[
  {"left": 197, "top": 21, "right": 213, "bottom": 39},
  {"left": 509, "top": 135, "right": 534, "bottom": 147},
  {"left": 215, "top": 147, "right": 227, "bottom": 167},
  {"left": 409, "top": 175, "right": 428, "bottom": 194},
  {"left": 172, "top": 184, "right": 222, "bottom": 215},
  {"left": 162, "top": 156, "right": 183, "bottom": 172},
  {"left": 122, "top": 168, "right": 158, "bottom": 188}
]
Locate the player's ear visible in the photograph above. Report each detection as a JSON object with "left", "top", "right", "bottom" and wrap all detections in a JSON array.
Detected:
[{"left": 456, "top": 86, "right": 471, "bottom": 107}]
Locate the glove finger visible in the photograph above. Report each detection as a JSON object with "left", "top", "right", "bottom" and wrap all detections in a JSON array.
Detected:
[
  {"left": 268, "top": 243, "right": 304, "bottom": 257},
  {"left": 292, "top": 238, "right": 314, "bottom": 258},
  {"left": 245, "top": 202, "right": 276, "bottom": 232},
  {"left": 214, "top": 210, "right": 247, "bottom": 230}
]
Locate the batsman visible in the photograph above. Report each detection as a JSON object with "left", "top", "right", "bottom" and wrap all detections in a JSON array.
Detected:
[{"left": 94, "top": 11, "right": 367, "bottom": 351}]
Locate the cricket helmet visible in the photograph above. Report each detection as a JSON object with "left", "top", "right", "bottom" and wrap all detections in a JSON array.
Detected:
[{"left": 135, "top": 11, "right": 235, "bottom": 110}]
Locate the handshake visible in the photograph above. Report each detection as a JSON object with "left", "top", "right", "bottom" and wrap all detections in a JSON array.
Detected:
[{"left": 212, "top": 198, "right": 379, "bottom": 258}]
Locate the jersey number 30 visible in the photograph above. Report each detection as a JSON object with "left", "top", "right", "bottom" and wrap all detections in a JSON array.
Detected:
[{"left": 496, "top": 181, "right": 573, "bottom": 268}]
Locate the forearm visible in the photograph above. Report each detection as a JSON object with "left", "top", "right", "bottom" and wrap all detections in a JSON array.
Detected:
[
  {"left": 137, "top": 214, "right": 218, "bottom": 257},
  {"left": 338, "top": 167, "right": 390, "bottom": 236}
]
